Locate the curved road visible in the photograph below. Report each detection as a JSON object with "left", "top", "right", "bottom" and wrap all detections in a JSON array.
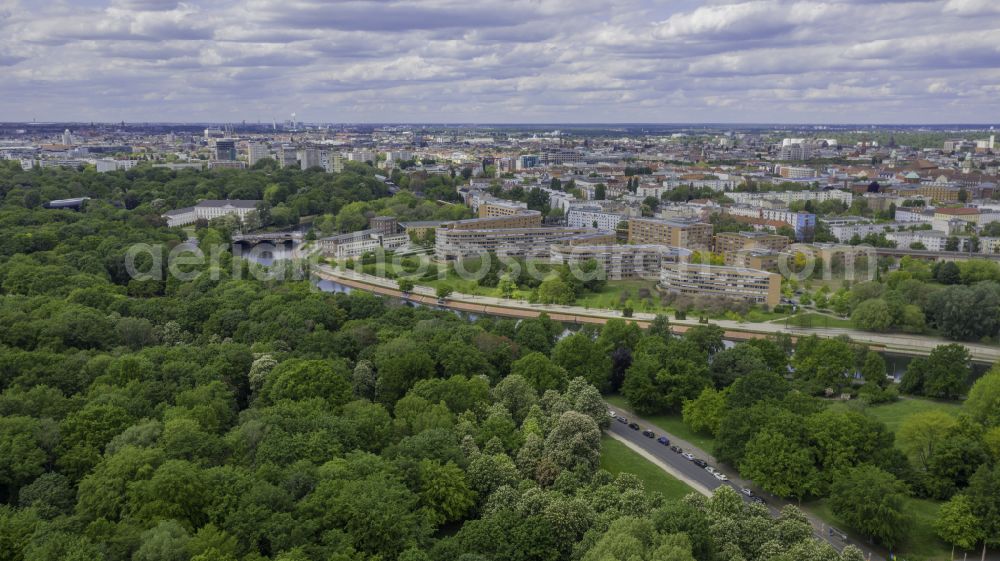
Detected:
[{"left": 605, "top": 403, "right": 887, "bottom": 561}]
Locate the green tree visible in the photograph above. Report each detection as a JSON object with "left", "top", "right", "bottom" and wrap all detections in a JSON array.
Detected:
[
  {"left": 898, "top": 410, "right": 959, "bottom": 471},
  {"left": 741, "top": 429, "right": 818, "bottom": 501},
  {"left": 830, "top": 465, "right": 910, "bottom": 549},
  {"left": 966, "top": 464, "right": 1000, "bottom": 559},
  {"left": 852, "top": 298, "right": 894, "bottom": 332},
  {"left": 682, "top": 387, "right": 726, "bottom": 436},
  {"left": 552, "top": 332, "right": 611, "bottom": 393},
  {"left": 263, "top": 358, "right": 352, "bottom": 405},
  {"left": 965, "top": 366, "right": 1000, "bottom": 427},
  {"left": 509, "top": 352, "right": 568, "bottom": 394},
  {"left": 537, "top": 275, "right": 575, "bottom": 305},
  {"left": 935, "top": 494, "right": 982, "bottom": 557},
  {"left": 417, "top": 460, "right": 475, "bottom": 525}
]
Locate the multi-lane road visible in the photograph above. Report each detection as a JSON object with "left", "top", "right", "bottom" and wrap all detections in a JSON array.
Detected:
[{"left": 605, "top": 404, "right": 886, "bottom": 561}]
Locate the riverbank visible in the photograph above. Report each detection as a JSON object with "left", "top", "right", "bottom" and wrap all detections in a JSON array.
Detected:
[{"left": 314, "top": 264, "right": 1000, "bottom": 362}]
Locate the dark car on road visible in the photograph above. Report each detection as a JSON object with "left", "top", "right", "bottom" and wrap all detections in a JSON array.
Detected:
[
  {"left": 670, "top": 445, "right": 682, "bottom": 453},
  {"left": 628, "top": 422, "right": 640, "bottom": 430},
  {"left": 692, "top": 459, "right": 708, "bottom": 468},
  {"left": 657, "top": 436, "right": 670, "bottom": 445},
  {"left": 642, "top": 429, "right": 655, "bottom": 438}
]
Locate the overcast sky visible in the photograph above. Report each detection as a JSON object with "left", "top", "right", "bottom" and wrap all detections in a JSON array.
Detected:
[{"left": 1, "top": 0, "right": 999, "bottom": 124}]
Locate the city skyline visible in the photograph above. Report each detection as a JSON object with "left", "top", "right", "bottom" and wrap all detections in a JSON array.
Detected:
[{"left": 2, "top": 0, "right": 1000, "bottom": 124}]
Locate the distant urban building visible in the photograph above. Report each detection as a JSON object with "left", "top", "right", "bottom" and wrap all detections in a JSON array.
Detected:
[
  {"left": 516, "top": 154, "right": 540, "bottom": 170},
  {"left": 298, "top": 148, "right": 322, "bottom": 170},
  {"left": 214, "top": 139, "right": 237, "bottom": 161},
  {"left": 776, "top": 165, "right": 818, "bottom": 179},
  {"left": 326, "top": 153, "right": 344, "bottom": 173},
  {"left": 279, "top": 145, "right": 298, "bottom": 168},
  {"left": 247, "top": 143, "right": 269, "bottom": 167}
]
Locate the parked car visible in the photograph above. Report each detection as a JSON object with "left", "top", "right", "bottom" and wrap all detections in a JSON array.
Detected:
[
  {"left": 670, "top": 445, "right": 682, "bottom": 453},
  {"left": 657, "top": 436, "right": 670, "bottom": 445},
  {"left": 693, "top": 459, "right": 708, "bottom": 468},
  {"left": 705, "top": 466, "right": 717, "bottom": 475},
  {"left": 608, "top": 410, "right": 617, "bottom": 418},
  {"left": 642, "top": 429, "right": 655, "bottom": 438},
  {"left": 751, "top": 496, "right": 767, "bottom": 505},
  {"left": 740, "top": 487, "right": 754, "bottom": 497},
  {"left": 628, "top": 422, "right": 640, "bottom": 430},
  {"left": 714, "top": 472, "right": 729, "bottom": 482},
  {"left": 616, "top": 416, "right": 628, "bottom": 424},
  {"left": 682, "top": 452, "right": 695, "bottom": 461}
]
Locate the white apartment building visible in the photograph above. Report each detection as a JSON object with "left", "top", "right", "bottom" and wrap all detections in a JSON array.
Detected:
[
  {"left": 894, "top": 207, "right": 935, "bottom": 223},
  {"left": 95, "top": 159, "right": 138, "bottom": 173},
  {"left": 728, "top": 190, "right": 852, "bottom": 207},
  {"left": 162, "top": 199, "right": 261, "bottom": 227},
  {"left": 827, "top": 221, "right": 903, "bottom": 242},
  {"left": 320, "top": 230, "right": 409, "bottom": 259},
  {"left": 566, "top": 205, "right": 627, "bottom": 231},
  {"left": 884, "top": 230, "right": 949, "bottom": 252}
]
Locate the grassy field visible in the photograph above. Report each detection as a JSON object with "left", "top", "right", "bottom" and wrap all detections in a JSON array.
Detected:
[
  {"left": 806, "top": 497, "right": 956, "bottom": 561},
  {"left": 604, "top": 394, "right": 717, "bottom": 453},
  {"left": 864, "top": 396, "right": 962, "bottom": 435},
  {"left": 574, "top": 280, "right": 664, "bottom": 312},
  {"left": 778, "top": 312, "right": 856, "bottom": 329},
  {"left": 600, "top": 435, "right": 695, "bottom": 501}
]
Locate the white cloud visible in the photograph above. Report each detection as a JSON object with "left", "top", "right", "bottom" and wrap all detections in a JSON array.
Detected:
[{"left": 0, "top": 0, "right": 999, "bottom": 122}]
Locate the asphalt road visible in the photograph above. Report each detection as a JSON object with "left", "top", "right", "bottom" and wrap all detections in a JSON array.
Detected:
[{"left": 605, "top": 407, "right": 887, "bottom": 561}]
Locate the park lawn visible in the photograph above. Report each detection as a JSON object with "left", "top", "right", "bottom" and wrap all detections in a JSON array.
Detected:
[
  {"left": 778, "top": 312, "right": 856, "bottom": 329},
  {"left": 604, "top": 394, "right": 717, "bottom": 453},
  {"left": 864, "top": 396, "right": 962, "bottom": 435},
  {"left": 600, "top": 435, "right": 695, "bottom": 501},
  {"left": 806, "top": 497, "right": 954, "bottom": 561},
  {"left": 574, "top": 280, "right": 665, "bottom": 312}
]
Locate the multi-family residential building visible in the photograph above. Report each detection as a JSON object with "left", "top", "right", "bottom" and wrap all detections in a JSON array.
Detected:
[
  {"left": 566, "top": 205, "right": 627, "bottom": 231},
  {"left": 776, "top": 165, "right": 818, "bottom": 179},
  {"left": 713, "top": 231, "right": 790, "bottom": 255},
  {"left": 728, "top": 189, "right": 852, "bottom": 208},
  {"left": 320, "top": 230, "right": 409, "bottom": 258},
  {"left": 435, "top": 226, "right": 614, "bottom": 261},
  {"left": 479, "top": 199, "right": 528, "bottom": 218},
  {"left": 723, "top": 206, "right": 816, "bottom": 240},
  {"left": 826, "top": 220, "right": 904, "bottom": 243},
  {"left": 931, "top": 207, "right": 982, "bottom": 232},
  {"left": 626, "top": 217, "right": 713, "bottom": 250},
  {"left": 884, "top": 230, "right": 949, "bottom": 252},
  {"left": 550, "top": 244, "right": 690, "bottom": 280},
  {"left": 660, "top": 263, "right": 781, "bottom": 307},
  {"left": 894, "top": 207, "right": 935, "bottom": 223},
  {"left": 162, "top": 199, "right": 261, "bottom": 227},
  {"left": 445, "top": 211, "right": 543, "bottom": 232}
]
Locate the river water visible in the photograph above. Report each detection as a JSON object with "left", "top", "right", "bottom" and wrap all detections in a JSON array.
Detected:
[{"left": 239, "top": 242, "right": 985, "bottom": 378}]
